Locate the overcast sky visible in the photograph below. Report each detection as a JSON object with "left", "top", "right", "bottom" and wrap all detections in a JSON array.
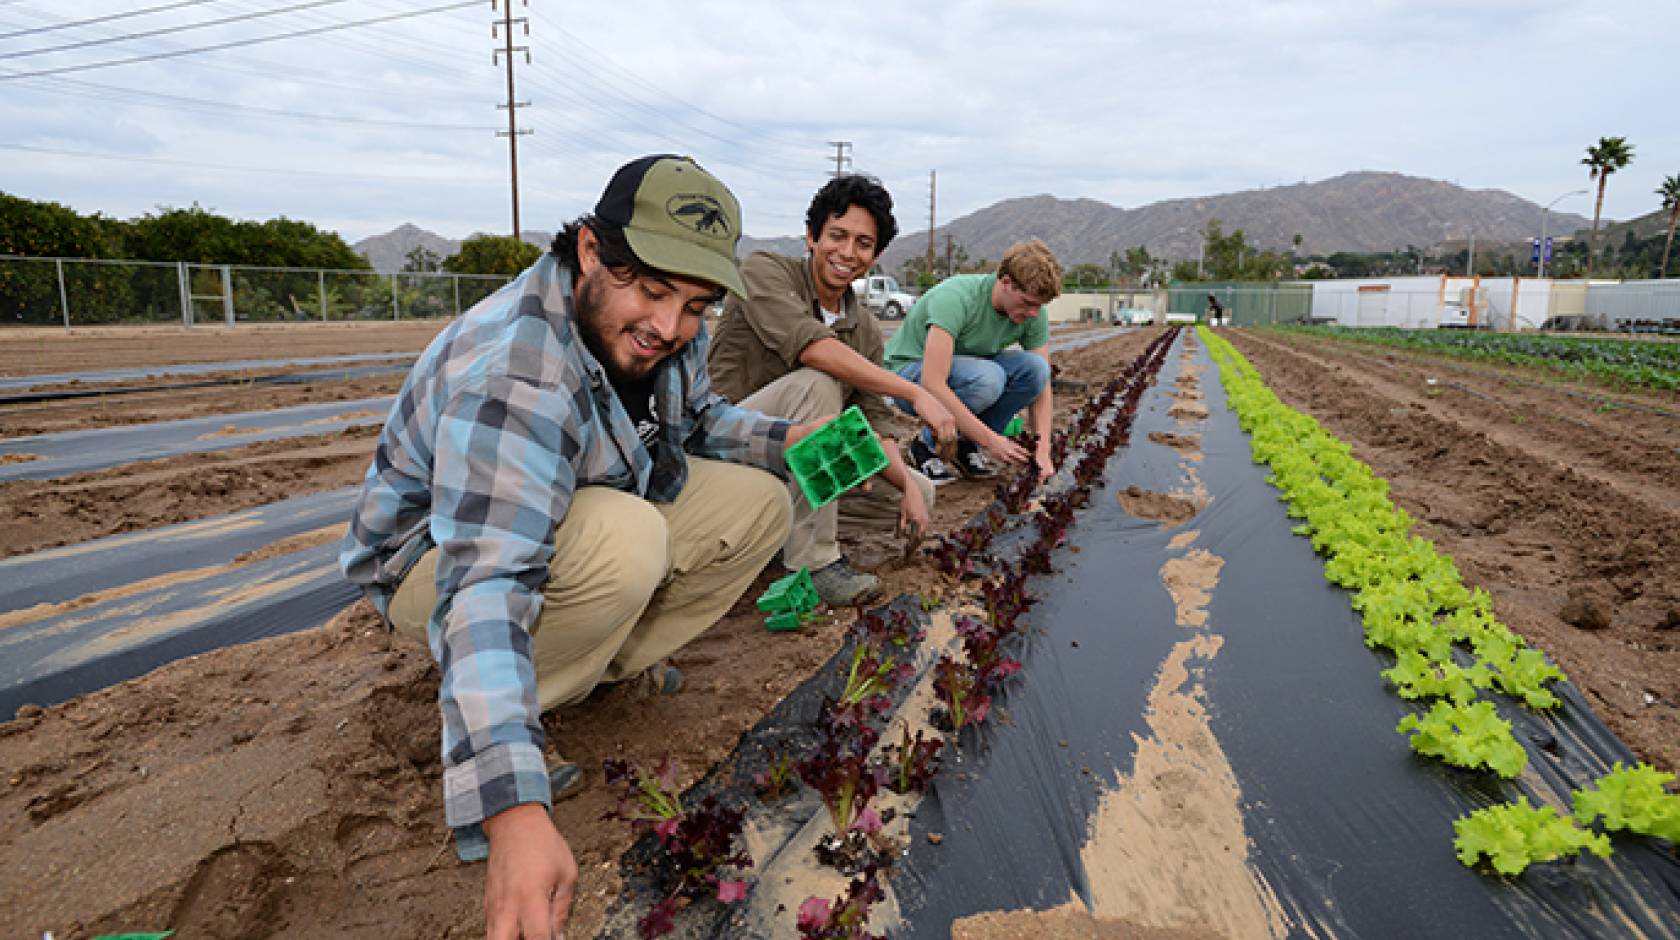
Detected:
[{"left": 2, "top": 0, "right": 1674, "bottom": 252}]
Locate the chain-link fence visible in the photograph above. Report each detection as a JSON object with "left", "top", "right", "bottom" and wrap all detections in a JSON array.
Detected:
[{"left": 0, "top": 255, "right": 512, "bottom": 328}]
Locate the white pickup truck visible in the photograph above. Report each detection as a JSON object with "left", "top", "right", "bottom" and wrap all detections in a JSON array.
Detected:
[{"left": 850, "top": 275, "right": 917, "bottom": 320}]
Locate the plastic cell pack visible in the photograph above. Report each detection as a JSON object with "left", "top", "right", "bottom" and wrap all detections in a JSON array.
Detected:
[
  {"left": 757, "top": 567, "right": 820, "bottom": 632},
  {"left": 783, "top": 405, "right": 889, "bottom": 510}
]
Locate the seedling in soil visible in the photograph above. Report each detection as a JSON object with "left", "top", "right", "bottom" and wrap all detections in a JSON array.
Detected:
[
  {"left": 883, "top": 723, "right": 943, "bottom": 795},
  {"left": 754, "top": 750, "right": 797, "bottom": 801},
  {"left": 980, "top": 562, "right": 1034, "bottom": 636},
  {"left": 603, "top": 756, "right": 754, "bottom": 938},
  {"left": 932, "top": 653, "right": 991, "bottom": 735},
  {"left": 956, "top": 615, "right": 1023, "bottom": 686},
  {"left": 797, "top": 865, "right": 888, "bottom": 940},
  {"left": 827, "top": 642, "right": 916, "bottom": 731},
  {"left": 796, "top": 729, "right": 891, "bottom": 873}
]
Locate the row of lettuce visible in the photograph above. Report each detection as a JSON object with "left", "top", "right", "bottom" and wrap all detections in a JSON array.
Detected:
[
  {"left": 1199, "top": 326, "right": 1679, "bottom": 876},
  {"left": 1276, "top": 325, "right": 1680, "bottom": 391}
]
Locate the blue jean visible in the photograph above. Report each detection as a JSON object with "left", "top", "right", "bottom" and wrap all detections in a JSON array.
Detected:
[{"left": 894, "top": 349, "right": 1049, "bottom": 449}]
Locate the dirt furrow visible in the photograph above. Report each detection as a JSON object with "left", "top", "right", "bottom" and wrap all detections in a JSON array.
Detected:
[
  {"left": 1245, "top": 329, "right": 1680, "bottom": 515},
  {"left": 1227, "top": 329, "right": 1679, "bottom": 774},
  {"left": 0, "top": 428, "right": 378, "bottom": 558}
]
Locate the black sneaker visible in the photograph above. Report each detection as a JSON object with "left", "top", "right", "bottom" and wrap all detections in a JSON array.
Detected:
[
  {"left": 956, "top": 441, "right": 996, "bottom": 479},
  {"left": 910, "top": 437, "right": 958, "bottom": 485}
]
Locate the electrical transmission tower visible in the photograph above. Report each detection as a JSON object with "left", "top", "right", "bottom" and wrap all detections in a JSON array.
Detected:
[
  {"left": 827, "top": 140, "right": 852, "bottom": 177},
  {"left": 492, "top": 0, "right": 531, "bottom": 238}
]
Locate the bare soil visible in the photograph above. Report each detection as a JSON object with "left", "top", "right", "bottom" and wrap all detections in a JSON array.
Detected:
[
  {"left": 2, "top": 323, "right": 1676, "bottom": 939},
  {"left": 0, "top": 374, "right": 407, "bottom": 438},
  {"left": 0, "top": 322, "right": 449, "bottom": 377},
  {"left": 0, "top": 427, "right": 379, "bottom": 558}
]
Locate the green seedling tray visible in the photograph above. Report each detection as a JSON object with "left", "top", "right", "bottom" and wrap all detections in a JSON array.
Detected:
[
  {"left": 1004, "top": 415, "right": 1024, "bottom": 436},
  {"left": 757, "top": 567, "right": 819, "bottom": 616},
  {"left": 784, "top": 405, "right": 890, "bottom": 510},
  {"left": 765, "top": 611, "right": 805, "bottom": 632}
]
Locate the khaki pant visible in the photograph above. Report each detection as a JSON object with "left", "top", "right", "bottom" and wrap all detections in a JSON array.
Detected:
[
  {"left": 388, "top": 458, "right": 791, "bottom": 710},
  {"left": 739, "top": 368, "right": 935, "bottom": 572}
]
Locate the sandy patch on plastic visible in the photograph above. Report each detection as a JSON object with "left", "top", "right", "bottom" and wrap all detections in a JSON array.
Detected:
[
  {"left": 1117, "top": 485, "right": 1199, "bottom": 526},
  {"left": 1148, "top": 432, "right": 1203, "bottom": 460},
  {"left": 1069, "top": 537, "right": 1290, "bottom": 939},
  {"left": 954, "top": 901, "right": 1223, "bottom": 939}
]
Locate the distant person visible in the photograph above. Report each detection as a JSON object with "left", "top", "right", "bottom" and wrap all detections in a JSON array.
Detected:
[
  {"left": 341, "top": 154, "right": 819, "bottom": 940},
  {"left": 708, "top": 175, "right": 953, "bottom": 605},
  {"left": 882, "top": 239, "right": 1062, "bottom": 483},
  {"left": 1206, "top": 293, "right": 1225, "bottom": 326}
]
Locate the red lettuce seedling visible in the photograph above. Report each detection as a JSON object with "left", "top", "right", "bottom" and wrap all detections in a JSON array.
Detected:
[
  {"left": 980, "top": 563, "right": 1034, "bottom": 637},
  {"left": 754, "top": 749, "right": 796, "bottom": 801},
  {"left": 796, "top": 866, "right": 887, "bottom": 940},
  {"left": 796, "top": 729, "right": 888, "bottom": 839},
  {"left": 884, "top": 723, "right": 943, "bottom": 795},
  {"left": 604, "top": 756, "right": 754, "bottom": 938},
  {"left": 956, "top": 615, "right": 1023, "bottom": 685},
  {"left": 1020, "top": 541, "right": 1054, "bottom": 576},
  {"left": 930, "top": 524, "right": 993, "bottom": 579},
  {"left": 933, "top": 653, "right": 991, "bottom": 733},
  {"left": 604, "top": 755, "right": 684, "bottom": 828},
  {"left": 827, "top": 642, "right": 915, "bottom": 731}
]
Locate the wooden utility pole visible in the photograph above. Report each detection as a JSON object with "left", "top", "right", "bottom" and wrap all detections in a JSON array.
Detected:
[
  {"left": 926, "top": 170, "right": 936, "bottom": 277},
  {"left": 827, "top": 141, "right": 852, "bottom": 177},
  {"left": 492, "top": 0, "right": 532, "bottom": 238}
]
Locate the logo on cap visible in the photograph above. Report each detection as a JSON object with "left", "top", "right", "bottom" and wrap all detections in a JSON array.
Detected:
[{"left": 666, "top": 194, "right": 732, "bottom": 240}]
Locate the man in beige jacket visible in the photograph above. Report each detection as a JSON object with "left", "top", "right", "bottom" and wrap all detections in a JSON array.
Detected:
[{"left": 708, "top": 175, "right": 955, "bottom": 604}]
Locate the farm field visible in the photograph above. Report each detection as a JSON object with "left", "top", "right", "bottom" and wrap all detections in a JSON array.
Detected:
[{"left": 0, "top": 322, "right": 1675, "bottom": 938}]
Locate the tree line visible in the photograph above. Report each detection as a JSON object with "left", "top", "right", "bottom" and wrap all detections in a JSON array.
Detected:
[{"left": 1, "top": 191, "right": 542, "bottom": 277}]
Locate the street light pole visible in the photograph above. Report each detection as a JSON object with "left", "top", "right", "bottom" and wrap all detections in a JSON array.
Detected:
[{"left": 1537, "top": 189, "right": 1588, "bottom": 279}]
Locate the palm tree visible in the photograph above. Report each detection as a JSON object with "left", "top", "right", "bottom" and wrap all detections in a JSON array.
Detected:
[
  {"left": 1582, "top": 136, "right": 1635, "bottom": 278},
  {"left": 1658, "top": 175, "right": 1680, "bottom": 279}
]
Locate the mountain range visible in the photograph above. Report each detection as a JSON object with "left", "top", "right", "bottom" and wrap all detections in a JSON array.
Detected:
[
  {"left": 352, "top": 171, "right": 1597, "bottom": 274},
  {"left": 350, "top": 224, "right": 550, "bottom": 274}
]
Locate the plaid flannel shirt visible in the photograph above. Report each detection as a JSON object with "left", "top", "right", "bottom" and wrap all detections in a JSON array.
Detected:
[{"left": 339, "top": 253, "right": 789, "bottom": 860}]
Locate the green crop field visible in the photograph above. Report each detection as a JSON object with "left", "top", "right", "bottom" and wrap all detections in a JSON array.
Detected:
[{"left": 1274, "top": 326, "right": 1680, "bottom": 392}]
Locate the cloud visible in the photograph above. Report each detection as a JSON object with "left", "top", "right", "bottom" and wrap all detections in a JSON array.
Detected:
[{"left": 2, "top": 0, "right": 1674, "bottom": 246}]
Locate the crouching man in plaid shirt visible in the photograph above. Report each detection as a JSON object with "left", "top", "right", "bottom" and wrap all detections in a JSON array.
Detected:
[{"left": 341, "top": 155, "right": 813, "bottom": 939}]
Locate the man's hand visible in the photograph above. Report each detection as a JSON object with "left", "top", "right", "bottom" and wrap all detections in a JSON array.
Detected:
[
  {"left": 897, "top": 476, "right": 930, "bottom": 538},
  {"left": 981, "top": 431, "right": 1029, "bottom": 467},
  {"left": 910, "top": 389, "right": 957, "bottom": 445},
  {"left": 785, "top": 420, "right": 826, "bottom": 451},
  {"left": 1033, "top": 445, "right": 1055, "bottom": 483},
  {"left": 483, "top": 803, "right": 578, "bottom": 940}
]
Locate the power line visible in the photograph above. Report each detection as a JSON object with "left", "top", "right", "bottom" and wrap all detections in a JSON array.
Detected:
[
  {"left": 0, "top": 141, "right": 501, "bottom": 184},
  {"left": 2, "top": 0, "right": 487, "bottom": 106},
  {"left": 0, "top": 0, "right": 219, "bottom": 42},
  {"left": 0, "top": 0, "right": 477, "bottom": 80},
  {"left": 525, "top": 6, "right": 817, "bottom": 170},
  {"left": 19, "top": 73, "right": 497, "bottom": 129},
  {"left": 0, "top": 0, "right": 354, "bottom": 61}
]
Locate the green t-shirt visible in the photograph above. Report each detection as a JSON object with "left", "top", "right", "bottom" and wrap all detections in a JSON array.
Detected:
[{"left": 882, "top": 273, "right": 1050, "bottom": 372}]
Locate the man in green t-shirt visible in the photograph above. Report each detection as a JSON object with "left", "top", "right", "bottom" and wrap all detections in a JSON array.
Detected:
[{"left": 883, "top": 239, "right": 1062, "bottom": 482}]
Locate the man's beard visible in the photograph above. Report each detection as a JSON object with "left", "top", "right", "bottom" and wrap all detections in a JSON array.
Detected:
[{"left": 575, "top": 268, "right": 674, "bottom": 386}]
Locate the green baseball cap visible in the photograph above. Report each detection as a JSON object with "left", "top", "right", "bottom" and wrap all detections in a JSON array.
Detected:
[{"left": 594, "top": 154, "right": 748, "bottom": 298}]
